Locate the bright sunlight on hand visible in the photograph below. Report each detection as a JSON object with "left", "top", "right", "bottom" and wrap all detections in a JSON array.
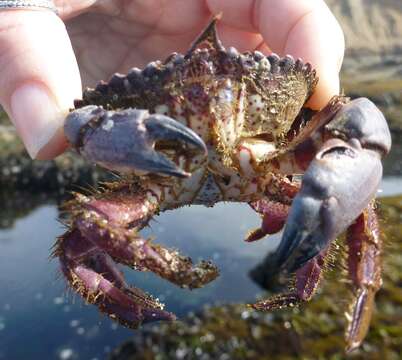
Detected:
[{"left": 0, "top": 0, "right": 344, "bottom": 159}]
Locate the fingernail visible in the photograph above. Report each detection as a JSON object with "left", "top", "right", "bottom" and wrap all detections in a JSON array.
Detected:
[{"left": 10, "top": 82, "right": 67, "bottom": 159}]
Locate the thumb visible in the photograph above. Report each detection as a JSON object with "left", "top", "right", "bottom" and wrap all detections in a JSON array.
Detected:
[{"left": 0, "top": 9, "right": 81, "bottom": 159}]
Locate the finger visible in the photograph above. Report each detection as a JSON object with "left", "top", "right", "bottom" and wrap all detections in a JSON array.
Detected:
[
  {"left": 0, "top": 10, "right": 81, "bottom": 159},
  {"left": 207, "top": 0, "right": 345, "bottom": 110},
  {"left": 279, "top": 4, "right": 344, "bottom": 109},
  {"left": 54, "top": 0, "right": 94, "bottom": 20}
]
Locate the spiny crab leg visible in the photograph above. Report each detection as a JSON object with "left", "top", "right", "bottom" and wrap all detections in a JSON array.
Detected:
[
  {"left": 58, "top": 229, "right": 176, "bottom": 326},
  {"left": 56, "top": 184, "right": 219, "bottom": 328},
  {"left": 271, "top": 98, "right": 391, "bottom": 272},
  {"left": 64, "top": 106, "right": 207, "bottom": 177},
  {"left": 254, "top": 201, "right": 383, "bottom": 351},
  {"left": 252, "top": 251, "right": 327, "bottom": 310},
  {"left": 345, "top": 200, "right": 382, "bottom": 352}
]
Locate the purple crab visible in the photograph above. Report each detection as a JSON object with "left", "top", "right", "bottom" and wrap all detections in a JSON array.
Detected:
[{"left": 54, "top": 17, "right": 391, "bottom": 351}]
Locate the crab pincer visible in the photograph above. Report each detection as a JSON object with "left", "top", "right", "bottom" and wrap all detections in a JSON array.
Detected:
[
  {"left": 272, "top": 98, "right": 391, "bottom": 272},
  {"left": 250, "top": 98, "right": 391, "bottom": 350},
  {"left": 58, "top": 228, "right": 176, "bottom": 326},
  {"left": 54, "top": 16, "right": 392, "bottom": 349},
  {"left": 64, "top": 105, "right": 207, "bottom": 178}
]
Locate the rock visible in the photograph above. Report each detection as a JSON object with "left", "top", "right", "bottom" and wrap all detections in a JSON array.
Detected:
[
  {"left": 323, "top": 1, "right": 402, "bottom": 132},
  {"left": 326, "top": 0, "right": 402, "bottom": 61}
]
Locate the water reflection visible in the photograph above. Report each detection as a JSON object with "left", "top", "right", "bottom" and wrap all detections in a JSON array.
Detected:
[
  {"left": 0, "top": 176, "right": 400, "bottom": 359},
  {"left": 0, "top": 201, "right": 272, "bottom": 360}
]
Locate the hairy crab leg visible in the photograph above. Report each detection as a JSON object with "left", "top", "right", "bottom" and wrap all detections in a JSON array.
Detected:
[
  {"left": 57, "top": 229, "right": 175, "bottom": 327},
  {"left": 271, "top": 97, "right": 391, "bottom": 272},
  {"left": 68, "top": 185, "right": 218, "bottom": 287},
  {"left": 56, "top": 183, "right": 219, "bottom": 327},
  {"left": 251, "top": 251, "right": 326, "bottom": 310},
  {"left": 345, "top": 200, "right": 382, "bottom": 352}
]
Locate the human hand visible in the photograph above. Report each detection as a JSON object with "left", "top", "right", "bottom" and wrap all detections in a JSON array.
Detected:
[{"left": 0, "top": 0, "right": 344, "bottom": 160}]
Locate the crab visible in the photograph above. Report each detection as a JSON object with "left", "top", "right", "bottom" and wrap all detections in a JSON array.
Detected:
[{"left": 55, "top": 17, "right": 391, "bottom": 352}]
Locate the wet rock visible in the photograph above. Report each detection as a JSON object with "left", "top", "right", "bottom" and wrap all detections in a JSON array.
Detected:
[
  {"left": 326, "top": 0, "right": 402, "bottom": 70},
  {"left": 328, "top": 0, "right": 402, "bottom": 134}
]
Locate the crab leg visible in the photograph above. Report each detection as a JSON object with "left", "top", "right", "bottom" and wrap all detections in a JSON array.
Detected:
[
  {"left": 246, "top": 199, "right": 290, "bottom": 242},
  {"left": 58, "top": 229, "right": 175, "bottom": 327},
  {"left": 246, "top": 175, "right": 300, "bottom": 242},
  {"left": 73, "top": 189, "right": 218, "bottom": 287},
  {"left": 56, "top": 184, "right": 218, "bottom": 327},
  {"left": 271, "top": 98, "right": 391, "bottom": 272},
  {"left": 345, "top": 200, "right": 382, "bottom": 352},
  {"left": 251, "top": 251, "right": 326, "bottom": 310}
]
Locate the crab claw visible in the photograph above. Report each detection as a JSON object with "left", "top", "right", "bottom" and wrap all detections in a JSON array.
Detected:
[
  {"left": 273, "top": 98, "right": 391, "bottom": 272},
  {"left": 64, "top": 105, "right": 207, "bottom": 177},
  {"left": 58, "top": 229, "right": 176, "bottom": 327}
]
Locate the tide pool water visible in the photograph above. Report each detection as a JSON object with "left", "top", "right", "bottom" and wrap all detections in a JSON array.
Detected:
[{"left": 0, "top": 176, "right": 400, "bottom": 359}]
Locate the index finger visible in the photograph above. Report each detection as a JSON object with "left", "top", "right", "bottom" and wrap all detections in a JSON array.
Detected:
[
  {"left": 0, "top": 10, "right": 81, "bottom": 159},
  {"left": 207, "top": 0, "right": 345, "bottom": 109}
]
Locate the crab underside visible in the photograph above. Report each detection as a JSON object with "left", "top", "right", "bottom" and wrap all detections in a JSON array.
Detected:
[{"left": 55, "top": 17, "right": 391, "bottom": 352}]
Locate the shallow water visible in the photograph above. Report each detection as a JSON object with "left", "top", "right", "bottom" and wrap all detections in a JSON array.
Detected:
[
  {"left": 0, "top": 202, "right": 268, "bottom": 360},
  {"left": 0, "top": 176, "right": 400, "bottom": 360}
]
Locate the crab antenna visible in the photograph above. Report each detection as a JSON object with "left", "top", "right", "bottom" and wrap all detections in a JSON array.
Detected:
[{"left": 185, "top": 13, "right": 225, "bottom": 57}]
